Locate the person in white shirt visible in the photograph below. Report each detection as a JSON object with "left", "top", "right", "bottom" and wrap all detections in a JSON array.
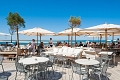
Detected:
[
  {"left": 31, "top": 39, "right": 36, "bottom": 54},
  {"left": 49, "top": 38, "right": 53, "bottom": 47},
  {"left": 27, "top": 42, "right": 32, "bottom": 49}
]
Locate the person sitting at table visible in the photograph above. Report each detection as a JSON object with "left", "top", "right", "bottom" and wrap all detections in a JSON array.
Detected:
[
  {"left": 63, "top": 42, "right": 68, "bottom": 47},
  {"left": 75, "top": 42, "right": 78, "bottom": 47},
  {"left": 5, "top": 42, "right": 8, "bottom": 48},
  {"left": 38, "top": 42, "right": 44, "bottom": 54},
  {"left": 26, "top": 42, "right": 33, "bottom": 53},
  {"left": 116, "top": 42, "right": 120, "bottom": 48},
  {"left": 27, "top": 42, "right": 32, "bottom": 49},
  {"left": 56, "top": 41, "right": 59, "bottom": 46},
  {"left": 38, "top": 42, "right": 44, "bottom": 49},
  {"left": 79, "top": 41, "right": 83, "bottom": 47},
  {"left": 58, "top": 42, "right": 63, "bottom": 46},
  {"left": 110, "top": 42, "right": 115, "bottom": 48},
  {"left": 63, "top": 41, "right": 66, "bottom": 45}
]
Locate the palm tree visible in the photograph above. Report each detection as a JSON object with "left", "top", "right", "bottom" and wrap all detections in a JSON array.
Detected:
[
  {"left": 6, "top": 12, "right": 25, "bottom": 48},
  {"left": 9, "top": 28, "right": 14, "bottom": 43},
  {"left": 68, "top": 16, "right": 81, "bottom": 47}
]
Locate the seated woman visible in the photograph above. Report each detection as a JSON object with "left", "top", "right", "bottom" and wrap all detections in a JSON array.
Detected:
[
  {"left": 27, "top": 42, "right": 32, "bottom": 49},
  {"left": 56, "top": 41, "right": 59, "bottom": 47},
  {"left": 38, "top": 42, "right": 44, "bottom": 54},
  {"left": 79, "top": 42, "right": 83, "bottom": 47},
  {"left": 38, "top": 42, "right": 44, "bottom": 49},
  {"left": 75, "top": 42, "right": 78, "bottom": 47},
  {"left": 27, "top": 42, "right": 33, "bottom": 53},
  {"left": 110, "top": 42, "right": 115, "bottom": 48},
  {"left": 64, "top": 42, "right": 68, "bottom": 47},
  {"left": 58, "top": 42, "right": 63, "bottom": 46}
]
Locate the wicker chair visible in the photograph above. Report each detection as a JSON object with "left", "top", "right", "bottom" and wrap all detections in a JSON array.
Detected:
[
  {"left": 71, "top": 62, "right": 88, "bottom": 80},
  {"left": 15, "top": 61, "right": 30, "bottom": 80}
]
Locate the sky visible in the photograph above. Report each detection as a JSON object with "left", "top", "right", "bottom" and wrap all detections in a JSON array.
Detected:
[{"left": 0, "top": 0, "right": 120, "bottom": 41}]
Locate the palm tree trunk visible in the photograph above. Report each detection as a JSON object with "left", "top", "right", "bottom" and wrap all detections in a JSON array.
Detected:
[
  {"left": 11, "top": 35, "right": 12, "bottom": 43},
  {"left": 16, "top": 27, "right": 19, "bottom": 48}
]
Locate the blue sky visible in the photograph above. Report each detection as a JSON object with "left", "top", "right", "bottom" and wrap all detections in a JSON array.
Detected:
[{"left": 0, "top": 0, "right": 120, "bottom": 40}]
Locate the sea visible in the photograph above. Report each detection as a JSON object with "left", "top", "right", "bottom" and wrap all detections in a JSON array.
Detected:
[{"left": 0, "top": 40, "right": 117, "bottom": 46}]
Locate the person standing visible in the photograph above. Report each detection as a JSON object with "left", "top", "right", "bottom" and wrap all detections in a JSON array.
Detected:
[
  {"left": 49, "top": 38, "right": 53, "bottom": 47},
  {"left": 117, "top": 38, "right": 120, "bottom": 44},
  {"left": 31, "top": 39, "right": 36, "bottom": 55}
]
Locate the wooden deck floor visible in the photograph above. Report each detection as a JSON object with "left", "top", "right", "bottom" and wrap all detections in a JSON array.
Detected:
[{"left": 0, "top": 56, "right": 120, "bottom": 80}]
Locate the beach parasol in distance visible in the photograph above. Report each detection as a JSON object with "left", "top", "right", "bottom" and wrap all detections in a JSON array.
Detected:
[
  {"left": 84, "top": 23, "right": 120, "bottom": 49},
  {"left": 57, "top": 28, "right": 83, "bottom": 45}
]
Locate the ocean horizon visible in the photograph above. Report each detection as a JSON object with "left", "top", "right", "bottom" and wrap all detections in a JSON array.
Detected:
[{"left": 0, "top": 39, "right": 117, "bottom": 46}]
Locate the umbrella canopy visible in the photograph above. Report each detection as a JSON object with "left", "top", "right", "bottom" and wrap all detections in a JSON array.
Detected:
[
  {"left": 85, "top": 23, "right": 120, "bottom": 31},
  {"left": 19, "top": 27, "right": 55, "bottom": 36},
  {"left": 84, "top": 23, "right": 120, "bottom": 49},
  {"left": 57, "top": 28, "right": 83, "bottom": 36},
  {"left": 19, "top": 27, "right": 55, "bottom": 44},
  {"left": 0, "top": 32, "right": 10, "bottom": 36},
  {"left": 57, "top": 28, "right": 83, "bottom": 46}
]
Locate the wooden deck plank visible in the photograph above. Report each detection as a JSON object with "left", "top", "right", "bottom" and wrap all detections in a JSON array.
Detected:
[{"left": 1, "top": 56, "right": 120, "bottom": 80}]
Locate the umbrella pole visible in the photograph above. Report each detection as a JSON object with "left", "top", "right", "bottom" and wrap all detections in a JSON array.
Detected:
[
  {"left": 75, "top": 33, "right": 76, "bottom": 44},
  {"left": 100, "top": 34, "right": 102, "bottom": 48},
  {"left": 68, "top": 35, "right": 69, "bottom": 46},
  {"left": 100, "top": 34, "right": 101, "bottom": 45},
  {"left": 40, "top": 34, "right": 41, "bottom": 43},
  {"left": 105, "top": 29, "right": 107, "bottom": 50},
  {"left": 37, "top": 33, "right": 38, "bottom": 45},
  {"left": 93, "top": 36, "right": 94, "bottom": 42},
  {"left": 98, "top": 36, "right": 99, "bottom": 43},
  {"left": 71, "top": 28, "right": 73, "bottom": 47},
  {"left": 112, "top": 32, "right": 114, "bottom": 42}
]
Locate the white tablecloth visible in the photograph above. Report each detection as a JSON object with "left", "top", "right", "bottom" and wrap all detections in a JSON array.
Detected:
[
  {"left": 98, "top": 51, "right": 113, "bottom": 55},
  {"left": 42, "top": 51, "right": 74, "bottom": 56},
  {"left": 19, "top": 57, "right": 49, "bottom": 65},
  {"left": 75, "top": 59, "right": 100, "bottom": 65}
]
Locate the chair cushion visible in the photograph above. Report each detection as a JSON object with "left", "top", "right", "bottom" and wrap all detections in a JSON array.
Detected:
[
  {"left": 67, "top": 48, "right": 75, "bottom": 53},
  {"left": 73, "top": 49, "right": 83, "bottom": 58},
  {"left": 57, "top": 48, "right": 63, "bottom": 53},
  {"left": 62, "top": 47, "right": 68, "bottom": 53},
  {"left": 53, "top": 48, "right": 58, "bottom": 53},
  {"left": 88, "top": 47, "right": 94, "bottom": 51}
]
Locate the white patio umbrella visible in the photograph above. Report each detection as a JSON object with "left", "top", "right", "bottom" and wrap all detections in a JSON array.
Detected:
[
  {"left": 84, "top": 23, "right": 120, "bottom": 49},
  {"left": 19, "top": 27, "right": 55, "bottom": 45},
  {"left": 57, "top": 28, "right": 83, "bottom": 46},
  {"left": 86, "top": 32, "right": 110, "bottom": 44}
]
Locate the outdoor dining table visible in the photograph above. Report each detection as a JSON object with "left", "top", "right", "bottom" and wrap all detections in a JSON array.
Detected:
[
  {"left": 98, "top": 51, "right": 116, "bottom": 65},
  {"left": 75, "top": 59, "right": 100, "bottom": 80},
  {"left": 98, "top": 51, "right": 113, "bottom": 55},
  {"left": 19, "top": 57, "right": 49, "bottom": 80},
  {"left": 42, "top": 51, "right": 54, "bottom": 55},
  {"left": 19, "top": 57, "right": 49, "bottom": 65}
]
